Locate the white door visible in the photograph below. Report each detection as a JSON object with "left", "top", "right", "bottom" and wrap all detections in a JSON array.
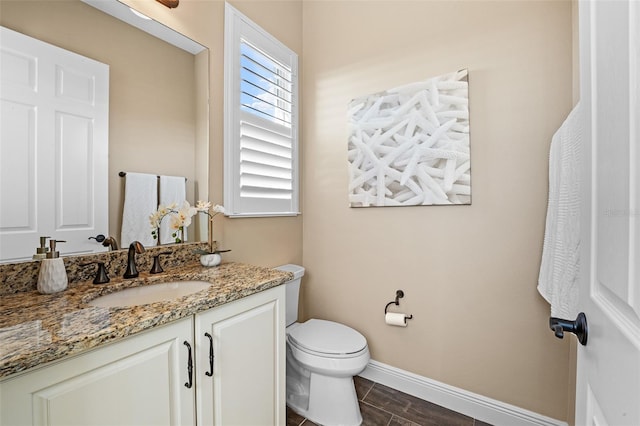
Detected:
[
  {"left": 576, "top": 1, "right": 640, "bottom": 425},
  {"left": 0, "top": 26, "right": 109, "bottom": 262}
]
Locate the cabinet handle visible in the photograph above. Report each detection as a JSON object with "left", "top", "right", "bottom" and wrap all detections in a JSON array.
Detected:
[
  {"left": 184, "top": 341, "right": 193, "bottom": 388},
  {"left": 204, "top": 332, "right": 214, "bottom": 377}
]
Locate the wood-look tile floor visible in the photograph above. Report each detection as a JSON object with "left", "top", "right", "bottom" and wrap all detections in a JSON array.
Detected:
[{"left": 286, "top": 376, "right": 493, "bottom": 426}]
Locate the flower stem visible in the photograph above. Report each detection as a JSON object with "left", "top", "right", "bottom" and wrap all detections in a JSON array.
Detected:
[{"left": 208, "top": 217, "right": 214, "bottom": 253}]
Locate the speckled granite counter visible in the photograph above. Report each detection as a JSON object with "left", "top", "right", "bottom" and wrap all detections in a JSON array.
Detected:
[{"left": 0, "top": 262, "right": 292, "bottom": 378}]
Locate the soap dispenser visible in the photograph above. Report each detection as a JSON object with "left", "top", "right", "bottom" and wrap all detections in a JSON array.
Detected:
[
  {"left": 37, "top": 240, "right": 68, "bottom": 294},
  {"left": 33, "top": 236, "right": 51, "bottom": 260}
]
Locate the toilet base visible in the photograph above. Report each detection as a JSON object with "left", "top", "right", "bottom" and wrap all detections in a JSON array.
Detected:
[{"left": 287, "top": 372, "right": 362, "bottom": 426}]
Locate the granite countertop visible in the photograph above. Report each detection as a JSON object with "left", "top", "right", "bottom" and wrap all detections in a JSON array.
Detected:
[{"left": 0, "top": 262, "right": 292, "bottom": 379}]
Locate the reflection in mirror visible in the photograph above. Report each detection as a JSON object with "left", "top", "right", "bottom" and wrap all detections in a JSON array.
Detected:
[{"left": 0, "top": 0, "right": 209, "bottom": 262}]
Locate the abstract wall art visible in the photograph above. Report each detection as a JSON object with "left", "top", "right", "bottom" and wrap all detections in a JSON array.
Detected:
[{"left": 347, "top": 69, "right": 471, "bottom": 207}]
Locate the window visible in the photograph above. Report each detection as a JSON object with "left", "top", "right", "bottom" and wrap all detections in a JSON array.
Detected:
[{"left": 224, "top": 3, "right": 299, "bottom": 217}]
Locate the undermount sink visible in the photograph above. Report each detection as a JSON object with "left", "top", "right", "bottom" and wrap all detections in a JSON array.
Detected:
[{"left": 88, "top": 280, "right": 211, "bottom": 308}]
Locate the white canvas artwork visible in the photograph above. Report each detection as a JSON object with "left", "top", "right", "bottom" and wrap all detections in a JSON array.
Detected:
[{"left": 347, "top": 69, "right": 470, "bottom": 207}]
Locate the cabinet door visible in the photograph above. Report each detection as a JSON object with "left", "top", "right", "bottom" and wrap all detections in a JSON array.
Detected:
[
  {"left": 0, "top": 317, "right": 195, "bottom": 426},
  {"left": 195, "top": 286, "right": 286, "bottom": 426}
]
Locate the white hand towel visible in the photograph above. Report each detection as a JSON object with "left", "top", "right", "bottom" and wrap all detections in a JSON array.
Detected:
[
  {"left": 159, "top": 175, "right": 187, "bottom": 244},
  {"left": 121, "top": 172, "right": 157, "bottom": 248},
  {"left": 537, "top": 102, "right": 583, "bottom": 319}
]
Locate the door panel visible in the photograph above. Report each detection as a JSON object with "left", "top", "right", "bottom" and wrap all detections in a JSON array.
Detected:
[
  {"left": 57, "top": 113, "right": 94, "bottom": 228},
  {"left": 214, "top": 302, "right": 277, "bottom": 424},
  {"left": 195, "top": 286, "right": 286, "bottom": 426},
  {"left": 34, "top": 342, "right": 177, "bottom": 425},
  {"left": 576, "top": 1, "right": 640, "bottom": 425},
  {"left": 0, "top": 100, "right": 36, "bottom": 231}
]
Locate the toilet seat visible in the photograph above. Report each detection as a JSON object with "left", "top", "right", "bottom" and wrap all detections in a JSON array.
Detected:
[{"left": 288, "top": 319, "right": 367, "bottom": 358}]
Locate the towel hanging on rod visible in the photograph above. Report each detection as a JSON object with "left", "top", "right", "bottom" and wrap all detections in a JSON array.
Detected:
[{"left": 120, "top": 172, "right": 157, "bottom": 247}]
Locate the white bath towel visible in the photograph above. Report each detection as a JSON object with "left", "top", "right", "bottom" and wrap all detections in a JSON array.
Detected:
[
  {"left": 121, "top": 172, "right": 157, "bottom": 248},
  {"left": 159, "top": 175, "right": 187, "bottom": 244},
  {"left": 537, "top": 102, "right": 583, "bottom": 319}
]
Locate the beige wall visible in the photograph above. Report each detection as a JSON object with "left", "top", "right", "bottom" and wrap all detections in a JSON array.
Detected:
[{"left": 301, "top": 0, "right": 574, "bottom": 421}]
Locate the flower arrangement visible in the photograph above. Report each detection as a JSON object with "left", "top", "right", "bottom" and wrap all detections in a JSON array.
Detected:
[
  {"left": 149, "top": 200, "right": 226, "bottom": 250},
  {"left": 194, "top": 201, "right": 226, "bottom": 253},
  {"left": 149, "top": 201, "right": 197, "bottom": 243}
]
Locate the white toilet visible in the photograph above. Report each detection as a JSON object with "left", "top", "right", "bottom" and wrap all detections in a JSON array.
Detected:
[{"left": 276, "top": 264, "right": 370, "bottom": 426}]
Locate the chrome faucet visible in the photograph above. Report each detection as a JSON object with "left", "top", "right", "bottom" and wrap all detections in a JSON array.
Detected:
[{"left": 123, "top": 241, "right": 145, "bottom": 278}]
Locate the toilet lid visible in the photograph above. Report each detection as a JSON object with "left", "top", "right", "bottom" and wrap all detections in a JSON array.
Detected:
[{"left": 288, "top": 319, "right": 367, "bottom": 355}]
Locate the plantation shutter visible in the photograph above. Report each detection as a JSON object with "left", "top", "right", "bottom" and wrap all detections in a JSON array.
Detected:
[{"left": 224, "top": 4, "right": 299, "bottom": 217}]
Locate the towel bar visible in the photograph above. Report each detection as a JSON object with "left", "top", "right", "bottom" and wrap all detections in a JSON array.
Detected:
[{"left": 119, "top": 171, "right": 187, "bottom": 181}]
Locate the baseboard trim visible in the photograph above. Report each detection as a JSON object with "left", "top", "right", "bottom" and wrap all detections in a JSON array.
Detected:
[{"left": 359, "top": 360, "right": 568, "bottom": 426}]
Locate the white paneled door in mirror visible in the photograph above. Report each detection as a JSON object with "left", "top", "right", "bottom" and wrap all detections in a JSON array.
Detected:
[{"left": 0, "top": 27, "right": 108, "bottom": 262}]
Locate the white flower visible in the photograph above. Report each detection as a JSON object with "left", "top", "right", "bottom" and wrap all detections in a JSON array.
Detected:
[
  {"left": 182, "top": 201, "right": 197, "bottom": 218},
  {"left": 170, "top": 214, "right": 187, "bottom": 230},
  {"left": 194, "top": 200, "right": 226, "bottom": 218},
  {"left": 195, "top": 200, "right": 212, "bottom": 212},
  {"left": 149, "top": 201, "right": 198, "bottom": 241},
  {"left": 170, "top": 202, "right": 196, "bottom": 228},
  {"left": 149, "top": 211, "right": 162, "bottom": 229}
]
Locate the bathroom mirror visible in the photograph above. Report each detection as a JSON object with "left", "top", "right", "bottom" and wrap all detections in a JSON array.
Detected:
[{"left": 0, "top": 0, "right": 209, "bottom": 261}]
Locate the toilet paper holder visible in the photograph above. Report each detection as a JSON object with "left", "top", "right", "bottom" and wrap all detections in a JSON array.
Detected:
[{"left": 384, "top": 290, "right": 413, "bottom": 319}]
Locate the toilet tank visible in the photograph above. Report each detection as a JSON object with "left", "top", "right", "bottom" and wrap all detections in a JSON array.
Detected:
[{"left": 275, "top": 264, "right": 305, "bottom": 326}]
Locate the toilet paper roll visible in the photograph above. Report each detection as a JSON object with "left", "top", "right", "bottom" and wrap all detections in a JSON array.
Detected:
[{"left": 385, "top": 312, "right": 408, "bottom": 327}]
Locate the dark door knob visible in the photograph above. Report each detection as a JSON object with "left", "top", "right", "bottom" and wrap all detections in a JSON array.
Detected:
[
  {"left": 549, "top": 312, "right": 588, "bottom": 346},
  {"left": 89, "top": 234, "right": 106, "bottom": 243}
]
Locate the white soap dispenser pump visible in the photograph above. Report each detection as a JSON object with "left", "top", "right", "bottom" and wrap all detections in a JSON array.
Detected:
[{"left": 37, "top": 240, "right": 68, "bottom": 294}]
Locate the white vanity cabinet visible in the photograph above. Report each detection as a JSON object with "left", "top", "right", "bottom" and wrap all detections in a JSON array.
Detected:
[{"left": 0, "top": 285, "right": 286, "bottom": 426}]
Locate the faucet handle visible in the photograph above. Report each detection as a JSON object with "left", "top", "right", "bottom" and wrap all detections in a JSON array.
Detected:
[
  {"left": 150, "top": 251, "right": 172, "bottom": 274},
  {"left": 81, "top": 261, "right": 110, "bottom": 285}
]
